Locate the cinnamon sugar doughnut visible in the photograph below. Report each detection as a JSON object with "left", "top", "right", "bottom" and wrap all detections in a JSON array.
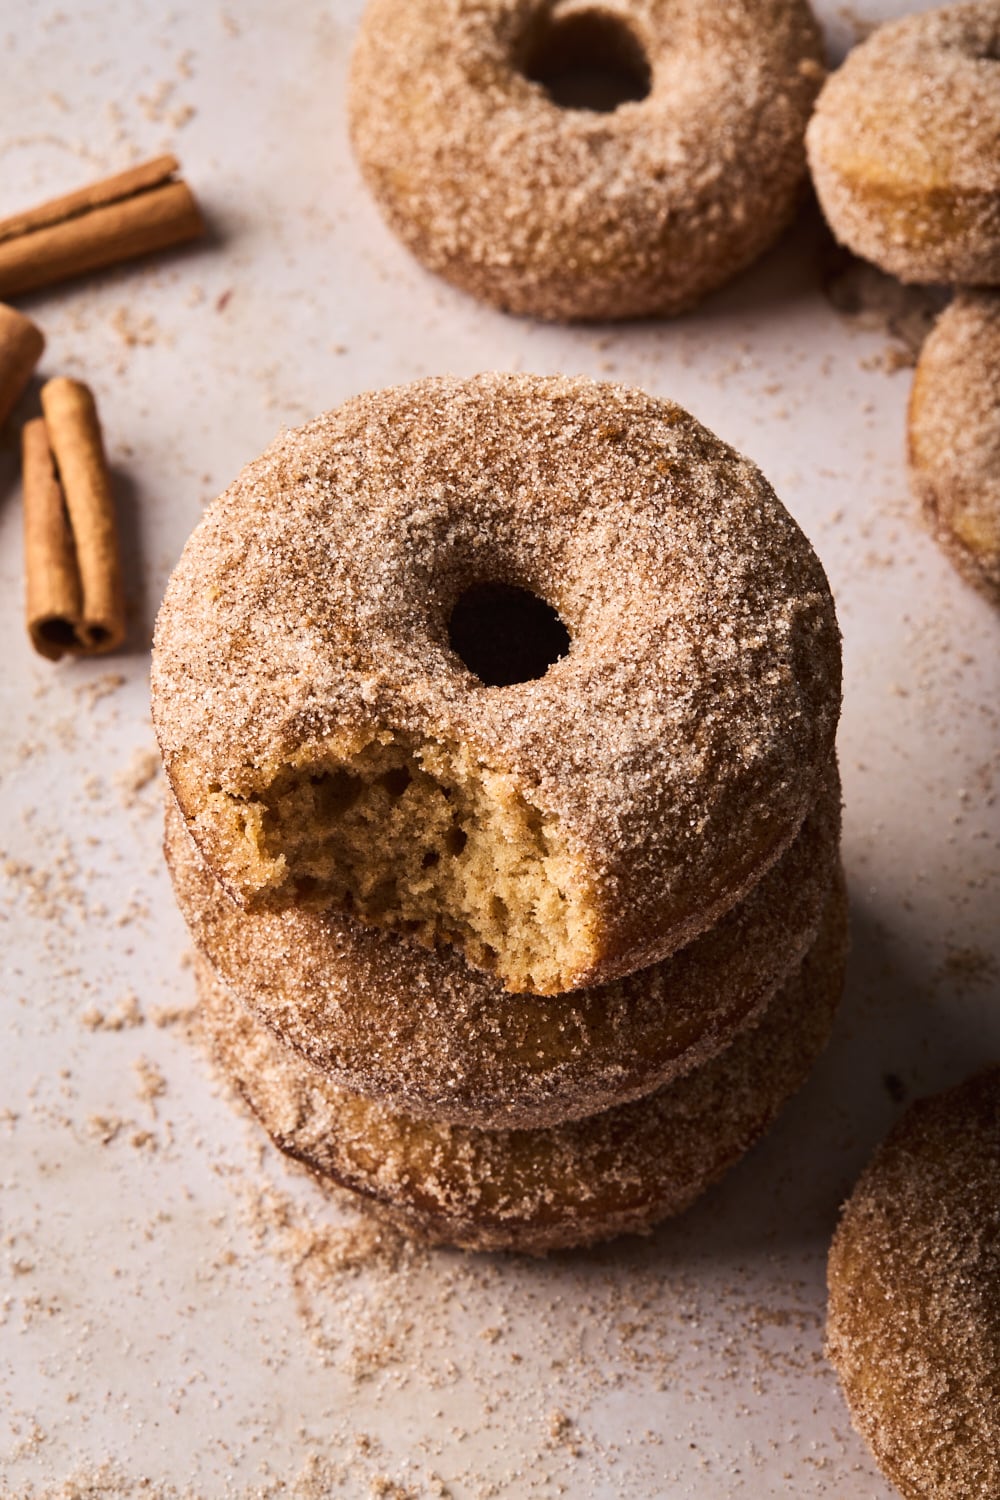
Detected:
[
  {"left": 152, "top": 374, "right": 841, "bottom": 998},
  {"left": 827, "top": 1067, "right": 1000, "bottom": 1500},
  {"left": 165, "top": 762, "right": 840, "bottom": 1129},
  {"left": 348, "top": 0, "right": 825, "bottom": 322},
  {"left": 806, "top": 3, "right": 1000, "bottom": 285},
  {"left": 909, "top": 291, "right": 1000, "bottom": 605},
  {"left": 198, "top": 875, "right": 847, "bottom": 1255}
]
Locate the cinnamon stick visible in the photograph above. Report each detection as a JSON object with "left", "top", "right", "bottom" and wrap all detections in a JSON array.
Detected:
[
  {"left": 0, "top": 302, "right": 44, "bottom": 425},
  {"left": 22, "top": 418, "right": 83, "bottom": 660},
  {"left": 0, "top": 156, "right": 203, "bottom": 298},
  {"left": 24, "top": 378, "right": 126, "bottom": 659}
]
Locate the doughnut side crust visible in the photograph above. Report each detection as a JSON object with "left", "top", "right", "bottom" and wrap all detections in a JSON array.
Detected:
[
  {"left": 198, "top": 873, "right": 847, "bottom": 1255},
  {"left": 165, "top": 762, "right": 841, "bottom": 1129},
  {"left": 827, "top": 1067, "right": 1000, "bottom": 1500},
  {"left": 909, "top": 292, "right": 1000, "bottom": 605},
  {"left": 152, "top": 375, "right": 841, "bottom": 997},
  {"left": 806, "top": 3, "right": 1000, "bottom": 285},
  {"left": 349, "top": 0, "right": 824, "bottom": 321}
]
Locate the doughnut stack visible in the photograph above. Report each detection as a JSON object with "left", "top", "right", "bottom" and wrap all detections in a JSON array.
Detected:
[
  {"left": 152, "top": 373, "right": 845, "bottom": 1253},
  {"left": 806, "top": 0, "right": 1000, "bottom": 606}
]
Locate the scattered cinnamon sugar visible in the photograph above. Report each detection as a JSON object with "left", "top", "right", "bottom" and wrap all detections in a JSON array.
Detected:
[
  {"left": 115, "top": 747, "right": 161, "bottom": 809},
  {"left": 131, "top": 1052, "right": 166, "bottom": 1100}
]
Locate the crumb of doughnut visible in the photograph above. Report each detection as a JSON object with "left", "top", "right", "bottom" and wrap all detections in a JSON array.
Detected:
[
  {"left": 806, "top": 2, "right": 1000, "bottom": 285},
  {"left": 908, "top": 291, "right": 1000, "bottom": 605},
  {"left": 152, "top": 374, "right": 842, "bottom": 998},
  {"left": 197, "top": 873, "right": 847, "bottom": 1256},
  {"left": 164, "top": 764, "right": 842, "bottom": 1129},
  {"left": 202, "top": 734, "right": 597, "bottom": 998},
  {"left": 349, "top": 0, "right": 825, "bottom": 321},
  {"left": 826, "top": 1067, "right": 1000, "bottom": 1500}
]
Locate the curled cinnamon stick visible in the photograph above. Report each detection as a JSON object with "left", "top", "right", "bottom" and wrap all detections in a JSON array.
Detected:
[
  {"left": 0, "top": 302, "right": 44, "bottom": 425},
  {"left": 23, "top": 378, "right": 126, "bottom": 660},
  {"left": 0, "top": 156, "right": 203, "bottom": 298}
]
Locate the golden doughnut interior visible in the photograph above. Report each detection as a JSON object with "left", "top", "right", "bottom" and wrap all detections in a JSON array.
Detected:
[{"left": 204, "top": 733, "right": 598, "bottom": 996}]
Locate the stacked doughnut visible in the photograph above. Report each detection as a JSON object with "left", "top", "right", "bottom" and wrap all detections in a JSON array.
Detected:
[
  {"left": 806, "top": 0, "right": 1000, "bottom": 604},
  {"left": 152, "top": 373, "right": 845, "bottom": 1253}
]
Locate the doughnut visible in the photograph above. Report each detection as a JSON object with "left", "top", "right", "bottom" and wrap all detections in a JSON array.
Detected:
[
  {"left": 348, "top": 0, "right": 825, "bottom": 321},
  {"left": 165, "top": 761, "right": 840, "bottom": 1129},
  {"left": 908, "top": 291, "right": 1000, "bottom": 605},
  {"left": 806, "top": 3, "right": 1000, "bottom": 286},
  {"left": 152, "top": 374, "right": 841, "bottom": 998},
  {"left": 198, "top": 873, "right": 847, "bottom": 1255},
  {"left": 827, "top": 1067, "right": 1000, "bottom": 1500}
]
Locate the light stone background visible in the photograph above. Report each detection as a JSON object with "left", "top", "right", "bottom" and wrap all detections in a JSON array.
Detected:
[{"left": 1, "top": 2, "right": 998, "bottom": 1496}]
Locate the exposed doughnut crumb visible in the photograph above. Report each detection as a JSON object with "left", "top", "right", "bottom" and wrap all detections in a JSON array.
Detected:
[
  {"left": 209, "top": 733, "right": 597, "bottom": 997},
  {"left": 198, "top": 873, "right": 847, "bottom": 1255},
  {"left": 349, "top": 0, "right": 825, "bottom": 320},
  {"left": 152, "top": 374, "right": 841, "bottom": 996},
  {"left": 807, "top": 2, "right": 1000, "bottom": 285},
  {"left": 827, "top": 1066, "right": 1000, "bottom": 1500},
  {"left": 908, "top": 291, "right": 1000, "bottom": 605}
]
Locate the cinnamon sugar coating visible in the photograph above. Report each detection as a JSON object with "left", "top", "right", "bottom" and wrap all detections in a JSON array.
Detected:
[
  {"left": 348, "top": 0, "right": 824, "bottom": 320},
  {"left": 198, "top": 874, "right": 847, "bottom": 1256},
  {"left": 909, "top": 291, "right": 1000, "bottom": 605},
  {"left": 152, "top": 375, "right": 841, "bottom": 996},
  {"left": 165, "top": 762, "right": 841, "bottom": 1129},
  {"left": 827, "top": 1067, "right": 1000, "bottom": 1500},
  {"left": 807, "top": 3, "right": 1000, "bottom": 285}
]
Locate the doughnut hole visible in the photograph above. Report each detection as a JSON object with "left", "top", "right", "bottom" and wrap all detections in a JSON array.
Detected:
[
  {"left": 447, "top": 582, "right": 570, "bottom": 687},
  {"left": 521, "top": 7, "right": 651, "bottom": 113},
  {"left": 208, "top": 736, "right": 599, "bottom": 996}
]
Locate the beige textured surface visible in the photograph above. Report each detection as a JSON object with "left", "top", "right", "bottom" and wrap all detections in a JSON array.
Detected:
[
  {"left": 807, "top": 1, "right": 1000, "bottom": 284},
  {"left": 827, "top": 1066, "right": 1000, "bottom": 1500},
  {"left": 151, "top": 373, "right": 842, "bottom": 994},
  {"left": 909, "top": 290, "right": 1000, "bottom": 604},
  {"left": 348, "top": 0, "right": 824, "bottom": 320},
  {"left": 165, "top": 763, "right": 841, "bottom": 1128},
  {"left": 3, "top": 3, "right": 999, "bottom": 1495},
  {"left": 200, "top": 873, "right": 848, "bottom": 1255}
]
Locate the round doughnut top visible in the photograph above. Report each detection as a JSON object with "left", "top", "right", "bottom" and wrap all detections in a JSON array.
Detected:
[
  {"left": 827, "top": 1067, "right": 1000, "bottom": 1500},
  {"left": 198, "top": 874, "right": 846, "bottom": 1255},
  {"left": 165, "top": 762, "right": 841, "bottom": 1129},
  {"left": 349, "top": 0, "right": 825, "bottom": 319},
  {"left": 909, "top": 291, "right": 1000, "bottom": 604},
  {"left": 153, "top": 375, "right": 841, "bottom": 987},
  {"left": 806, "top": 2, "right": 1000, "bottom": 284}
]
